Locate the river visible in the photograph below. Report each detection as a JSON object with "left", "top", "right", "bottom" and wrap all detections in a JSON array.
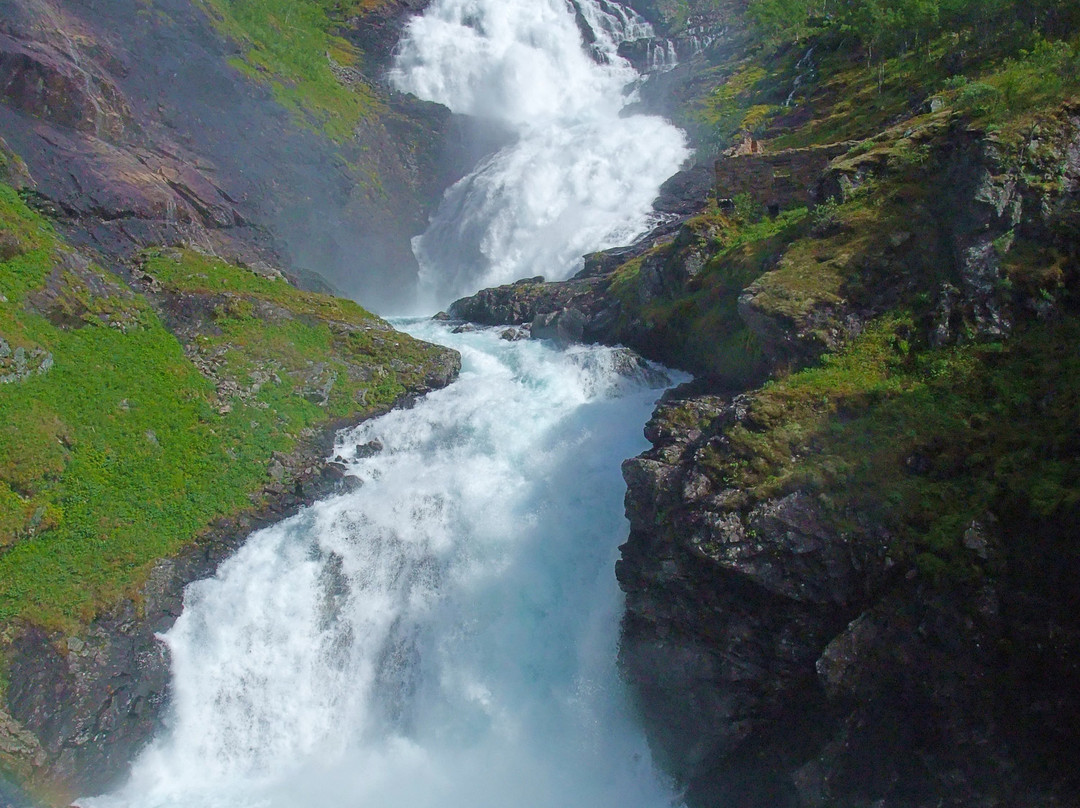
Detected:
[
  {"left": 81, "top": 324, "right": 685, "bottom": 808},
  {"left": 80, "top": 0, "right": 689, "bottom": 804}
]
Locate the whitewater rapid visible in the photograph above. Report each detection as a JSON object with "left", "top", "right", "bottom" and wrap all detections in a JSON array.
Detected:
[
  {"left": 80, "top": 322, "right": 685, "bottom": 808},
  {"left": 391, "top": 0, "right": 689, "bottom": 309},
  {"left": 76, "top": 3, "right": 695, "bottom": 804}
]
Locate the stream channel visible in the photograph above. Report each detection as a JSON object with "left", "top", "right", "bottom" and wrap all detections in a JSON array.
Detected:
[{"left": 82, "top": 0, "right": 691, "bottom": 803}]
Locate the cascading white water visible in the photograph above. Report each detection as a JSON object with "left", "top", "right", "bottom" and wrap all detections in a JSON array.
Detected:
[
  {"left": 390, "top": 0, "right": 690, "bottom": 310},
  {"left": 80, "top": 323, "right": 686, "bottom": 808},
  {"left": 77, "top": 4, "right": 695, "bottom": 804}
]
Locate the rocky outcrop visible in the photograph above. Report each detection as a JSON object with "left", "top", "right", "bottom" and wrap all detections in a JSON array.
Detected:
[
  {"left": 617, "top": 381, "right": 1080, "bottom": 807},
  {"left": 612, "top": 109, "right": 1080, "bottom": 808},
  {"left": 445, "top": 165, "right": 730, "bottom": 370},
  {"left": 715, "top": 142, "right": 854, "bottom": 212}
]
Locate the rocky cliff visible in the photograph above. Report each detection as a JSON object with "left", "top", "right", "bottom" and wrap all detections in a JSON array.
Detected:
[
  {"left": 447, "top": 63, "right": 1080, "bottom": 806},
  {"left": 0, "top": 0, "right": 463, "bottom": 310}
]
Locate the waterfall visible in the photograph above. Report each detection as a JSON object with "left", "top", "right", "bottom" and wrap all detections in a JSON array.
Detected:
[
  {"left": 79, "top": 324, "right": 686, "bottom": 808},
  {"left": 785, "top": 47, "right": 816, "bottom": 107},
  {"left": 76, "top": 4, "right": 694, "bottom": 805},
  {"left": 390, "top": 0, "right": 689, "bottom": 311}
]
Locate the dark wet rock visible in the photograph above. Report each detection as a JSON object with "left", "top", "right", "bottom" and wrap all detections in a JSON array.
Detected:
[
  {"left": 530, "top": 307, "right": 586, "bottom": 347},
  {"left": 338, "top": 0, "right": 432, "bottom": 76},
  {"left": 618, "top": 355, "right": 1080, "bottom": 807},
  {"left": 652, "top": 164, "right": 715, "bottom": 216},
  {"left": 322, "top": 461, "right": 349, "bottom": 480},
  {"left": 355, "top": 439, "right": 384, "bottom": 459},
  {"left": 0, "top": 30, "right": 131, "bottom": 140}
]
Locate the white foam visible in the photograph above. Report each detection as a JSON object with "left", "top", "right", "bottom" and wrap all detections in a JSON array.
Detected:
[
  {"left": 390, "top": 0, "right": 690, "bottom": 310},
  {"left": 80, "top": 323, "right": 686, "bottom": 808}
]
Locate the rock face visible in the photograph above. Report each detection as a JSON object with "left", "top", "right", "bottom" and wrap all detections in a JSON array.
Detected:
[
  {"left": 611, "top": 113, "right": 1080, "bottom": 807},
  {"left": 617, "top": 383, "right": 1080, "bottom": 808},
  {"left": 0, "top": 0, "right": 459, "bottom": 309},
  {"left": 715, "top": 142, "right": 854, "bottom": 212}
]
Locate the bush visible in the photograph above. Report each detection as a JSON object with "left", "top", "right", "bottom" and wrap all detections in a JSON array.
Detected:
[{"left": 955, "top": 82, "right": 1003, "bottom": 116}]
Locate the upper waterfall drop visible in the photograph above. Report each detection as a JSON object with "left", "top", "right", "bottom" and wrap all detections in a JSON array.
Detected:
[{"left": 390, "top": 0, "right": 690, "bottom": 311}]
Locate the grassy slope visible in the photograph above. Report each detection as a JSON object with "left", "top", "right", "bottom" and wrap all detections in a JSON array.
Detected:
[
  {"left": 679, "top": 2, "right": 1080, "bottom": 152},
  {"left": 195, "top": 0, "right": 392, "bottom": 141},
  {"left": 0, "top": 184, "right": 445, "bottom": 633}
]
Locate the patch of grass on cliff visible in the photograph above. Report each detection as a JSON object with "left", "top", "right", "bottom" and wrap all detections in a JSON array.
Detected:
[
  {"left": 197, "top": 0, "right": 380, "bottom": 141},
  {"left": 696, "top": 60, "right": 786, "bottom": 152},
  {"left": 613, "top": 207, "right": 808, "bottom": 381},
  {"left": 703, "top": 312, "right": 1080, "bottom": 579},
  {"left": 140, "top": 248, "right": 440, "bottom": 416},
  {"left": 0, "top": 270, "right": 252, "bottom": 628},
  {"left": 0, "top": 190, "right": 444, "bottom": 632}
]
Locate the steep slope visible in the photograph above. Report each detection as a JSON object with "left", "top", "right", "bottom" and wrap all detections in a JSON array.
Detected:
[
  {"left": 0, "top": 0, "right": 461, "bottom": 310},
  {"left": 448, "top": 1, "right": 1080, "bottom": 804},
  {"left": 0, "top": 177, "right": 458, "bottom": 802}
]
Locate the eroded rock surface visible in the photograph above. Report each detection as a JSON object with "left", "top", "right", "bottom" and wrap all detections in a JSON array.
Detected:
[{"left": 617, "top": 382, "right": 1080, "bottom": 807}]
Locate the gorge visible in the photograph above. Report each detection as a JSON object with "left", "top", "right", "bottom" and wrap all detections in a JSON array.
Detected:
[{"left": 2, "top": 0, "right": 1080, "bottom": 806}]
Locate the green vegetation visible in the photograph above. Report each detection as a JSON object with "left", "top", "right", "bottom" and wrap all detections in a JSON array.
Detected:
[
  {"left": 138, "top": 248, "right": 440, "bottom": 418},
  {"left": 0, "top": 185, "right": 445, "bottom": 632},
  {"left": 699, "top": 313, "right": 1080, "bottom": 579},
  {"left": 648, "top": 0, "right": 1080, "bottom": 579},
  {"left": 685, "top": 0, "right": 1080, "bottom": 154},
  {"left": 618, "top": 0, "right": 1080, "bottom": 581},
  {"left": 746, "top": 0, "right": 1080, "bottom": 61},
  {"left": 196, "top": 0, "right": 387, "bottom": 140},
  {"left": 611, "top": 204, "right": 814, "bottom": 382}
]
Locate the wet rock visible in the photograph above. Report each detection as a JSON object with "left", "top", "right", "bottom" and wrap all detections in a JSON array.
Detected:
[
  {"left": 321, "top": 461, "right": 349, "bottom": 481},
  {"left": 530, "top": 307, "right": 586, "bottom": 346},
  {"left": 0, "top": 31, "right": 131, "bottom": 140},
  {"left": 355, "top": 439, "right": 384, "bottom": 459}
]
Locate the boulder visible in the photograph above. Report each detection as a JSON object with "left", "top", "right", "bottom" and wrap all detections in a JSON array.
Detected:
[{"left": 530, "top": 307, "right": 586, "bottom": 346}]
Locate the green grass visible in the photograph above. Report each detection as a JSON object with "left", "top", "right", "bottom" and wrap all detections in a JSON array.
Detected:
[
  {"left": 697, "top": 313, "right": 1080, "bottom": 579},
  {"left": 688, "top": 6, "right": 1080, "bottom": 156},
  {"left": 0, "top": 188, "right": 447, "bottom": 632},
  {"left": 197, "top": 0, "right": 384, "bottom": 141},
  {"left": 607, "top": 207, "right": 810, "bottom": 382}
]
